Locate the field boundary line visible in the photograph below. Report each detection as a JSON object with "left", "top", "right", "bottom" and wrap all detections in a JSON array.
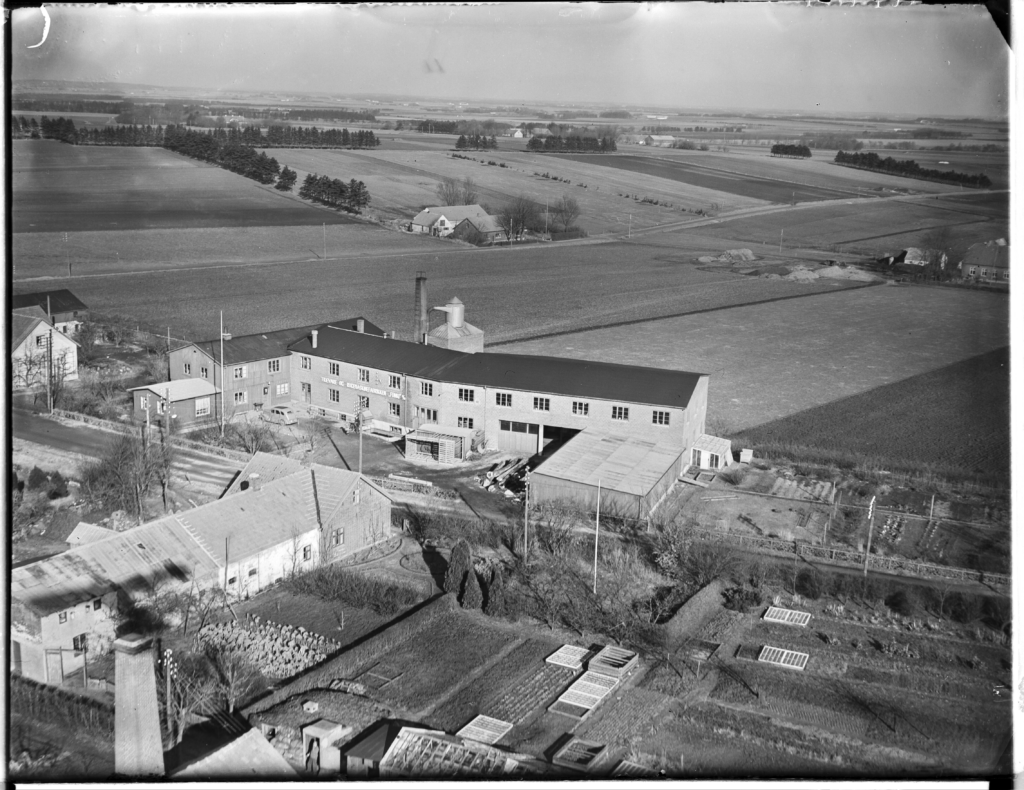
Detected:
[{"left": 485, "top": 280, "right": 880, "bottom": 348}]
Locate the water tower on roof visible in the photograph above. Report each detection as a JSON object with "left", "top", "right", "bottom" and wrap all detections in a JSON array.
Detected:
[{"left": 428, "top": 296, "right": 484, "bottom": 353}]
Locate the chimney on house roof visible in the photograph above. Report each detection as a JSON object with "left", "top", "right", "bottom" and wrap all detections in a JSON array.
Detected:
[
  {"left": 249, "top": 473, "right": 261, "bottom": 491},
  {"left": 311, "top": 329, "right": 319, "bottom": 349},
  {"left": 113, "top": 634, "right": 164, "bottom": 777},
  {"left": 357, "top": 318, "right": 365, "bottom": 333}
]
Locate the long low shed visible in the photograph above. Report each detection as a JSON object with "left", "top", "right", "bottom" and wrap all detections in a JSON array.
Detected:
[{"left": 529, "top": 430, "right": 682, "bottom": 520}]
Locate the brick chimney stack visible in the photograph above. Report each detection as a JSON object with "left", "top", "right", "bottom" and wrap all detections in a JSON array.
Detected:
[{"left": 114, "top": 633, "right": 165, "bottom": 777}]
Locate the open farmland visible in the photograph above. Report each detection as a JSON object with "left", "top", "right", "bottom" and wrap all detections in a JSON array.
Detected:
[
  {"left": 730, "top": 347, "right": 1009, "bottom": 483},
  {"left": 291, "top": 147, "right": 769, "bottom": 233},
  {"left": 13, "top": 140, "right": 357, "bottom": 234},
  {"left": 855, "top": 147, "right": 1009, "bottom": 191},
  {"left": 498, "top": 285, "right": 1009, "bottom": 433},
  {"left": 687, "top": 194, "right": 1008, "bottom": 256},
  {"left": 18, "top": 240, "right": 871, "bottom": 345},
  {"left": 550, "top": 153, "right": 856, "bottom": 203}
]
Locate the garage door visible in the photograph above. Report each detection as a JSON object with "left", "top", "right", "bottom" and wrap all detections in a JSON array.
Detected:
[{"left": 497, "top": 420, "right": 539, "bottom": 453}]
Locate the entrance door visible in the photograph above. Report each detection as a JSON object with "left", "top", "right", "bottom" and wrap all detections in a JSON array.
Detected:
[
  {"left": 301, "top": 382, "right": 311, "bottom": 403},
  {"left": 45, "top": 649, "right": 63, "bottom": 684}
]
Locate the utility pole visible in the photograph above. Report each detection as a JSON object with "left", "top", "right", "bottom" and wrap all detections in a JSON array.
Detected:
[
  {"left": 863, "top": 495, "right": 876, "bottom": 577},
  {"left": 166, "top": 327, "right": 171, "bottom": 380},
  {"left": 779, "top": 228, "right": 784, "bottom": 254},
  {"left": 323, "top": 223, "right": 327, "bottom": 260},
  {"left": 523, "top": 470, "right": 530, "bottom": 560},
  {"left": 64, "top": 232, "right": 71, "bottom": 278},
  {"left": 46, "top": 295, "right": 53, "bottom": 413},
  {"left": 593, "top": 479, "right": 601, "bottom": 595},
  {"left": 358, "top": 411, "right": 363, "bottom": 475},
  {"left": 219, "top": 311, "right": 226, "bottom": 437},
  {"left": 628, "top": 214, "right": 632, "bottom": 238},
  {"left": 825, "top": 490, "right": 840, "bottom": 548}
]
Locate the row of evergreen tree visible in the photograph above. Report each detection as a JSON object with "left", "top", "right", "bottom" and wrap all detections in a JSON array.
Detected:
[
  {"left": 297, "top": 174, "right": 370, "bottom": 211},
  {"left": 526, "top": 135, "right": 618, "bottom": 152},
  {"left": 770, "top": 143, "right": 812, "bottom": 158},
  {"left": 163, "top": 125, "right": 282, "bottom": 184},
  {"left": 13, "top": 98, "right": 128, "bottom": 114},
  {"left": 834, "top": 150, "right": 992, "bottom": 188},
  {"left": 454, "top": 134, "right": 498, "bottom": 150},
  {"left": 263, "top": 125, "right": 379, "bottom": 148}
]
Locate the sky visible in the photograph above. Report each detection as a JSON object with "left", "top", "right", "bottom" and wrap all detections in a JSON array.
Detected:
[{"left": 11, "top": 3, "right": 1010, "bottom": 117}]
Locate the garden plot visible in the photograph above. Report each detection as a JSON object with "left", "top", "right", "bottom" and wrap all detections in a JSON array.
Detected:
[
  {"left": 457, "top": 715, "right": 514, "bottom": 745},
  {"left": 549, "top": 671, "right": 621, "bottom": 721},
  {"left": 371, "top": 613, "right": 516, "bottom": 713},
  {"left": 485, "top": 663, "right": 577, "bottom": 726},
  {"left": 580, "top": 688, "right": 673, "bottom": 747}
]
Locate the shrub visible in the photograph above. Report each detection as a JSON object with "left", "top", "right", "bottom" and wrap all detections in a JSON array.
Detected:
[
  {"left": 461, "top": 569, "right": 484, "bottom": 610},
  {"left": 285, "top": 565, "right": 421, "bottom": 616},
  {"left": 48, "top": 471, "right": 69, "bottom": 500},
  {"left": 444, "top": 539, "right": 472, "bottom": 598},
  {"left": 884, "top": 588, "right": 917, "bottom": 616},
  {"left": 723, "top": 586, "right": 763, "bottom": 612},
  {"left": 27, "top": 466, "right": 48, "bottom": 491},
  {"left": 794, "top": 569, "right": 823, "bottom": 600}
]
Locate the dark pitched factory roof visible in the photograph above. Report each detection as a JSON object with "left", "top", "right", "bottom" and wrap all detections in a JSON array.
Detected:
[
  {"left": 191, "top": 318, "right": 384, "bottom": 366},
  {"left": 293, "top": 324, "right": 705, "bottom": 409},
  {"left": 12, "top": 289, "right": 88, "bottom": 315}
]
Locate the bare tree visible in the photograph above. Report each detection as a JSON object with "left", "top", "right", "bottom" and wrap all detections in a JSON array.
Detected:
[
  {"left": 435, "top": 176, "right": 478, "bottom": 206},
  {"left": 204, "top": 645, "right": 262, "bottom": 713},
  {"left": 551, "top": 194, "right": 581, "bottom": 231},
  {"left": 159, "top": 650, "right": 218, "bottom": 745},
  {"left": 496, "top": 195, "right": 540, "bottom": 242},
  {"left": 80, "top": 426, "right": 164, "bottom": 523},
  {"left": 459, "top": 176, "right": 478, "bottom": 205},
  {"left": 301, "top": 415, "right": 332, "bottom": 454},
  {"left": 231, "top": 419, "right": 275, "bottom": 456}
]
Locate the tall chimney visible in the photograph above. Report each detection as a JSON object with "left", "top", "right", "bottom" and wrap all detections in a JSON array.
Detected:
[
  {"left": 311, "top": 329, "right": 318, "bottom": 349},
  {"left": 356, "top": 318, "right": 365, "bottom": 333},
  {"left": 414, "top": 272, "right": 429, "bottom": 344},
  {"left": 249, "top": 473, "right": 261, "bottom": 491},
  {"left": 114, "top": 634, "right": 164, "bottom": 777}
]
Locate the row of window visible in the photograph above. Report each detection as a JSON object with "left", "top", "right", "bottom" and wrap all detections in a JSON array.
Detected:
[
  {"left": 967, "top": 266, "right": 1009, "bottom": 280},
  {"left": 57, "top": 598, "right": 103, "bottom": 624}
]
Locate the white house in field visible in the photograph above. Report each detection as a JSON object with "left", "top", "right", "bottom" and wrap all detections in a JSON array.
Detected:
[
  {"left": 11, "top": 306, "right": 79, "bottom": 390},
  {"left": 410, "top": 205, "right": 497, "bottom": 237}
]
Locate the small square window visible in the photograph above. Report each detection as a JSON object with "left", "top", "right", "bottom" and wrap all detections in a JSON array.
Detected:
[
  {"left": 330, "top": 362, "right": 341, "bottom": 377},
  {"left": 612, "top": 406, "right": 629, "bottom": 421},
  {"left": 389, "top": 402, "right": 401, "bottom": 417},
  {"left": 200, "top": 366, "right": 208, "bottom": 378},
  {"left": 358, "top": 395, "right": 370, "bottom": 410},
  {"left": 331, "top": 529, "right": 343, "bottom": 546},
  {"left": 389, "top": 375, "right": 401, "bottom": 389},
  {"left": 233, "top": 366, "right": 247, "bottom": 379},
  {"left": 58, "top": 612, "right": 68, "bottom": 624},
  {"left": 228, "top": 576, "right": 237, "bottom": 585},
  {"left": 533, "top": 397, "right": 550, "bottom": 412},
  {"left": 35, "top": 335, "right": 46, "bottom": 348},
  {"left": 234, "top": 391, "right": 247, "bottom": 405},
  {"left": 421, "top": 382, "right": 433, "bottom": 397},
  {"left": 496, "top": 393, "right": 512, "bottom": 407},
  {"left": 248, "top": 568, "right": 258, "bottom": 577},
  {"left": 73, "top": 634, "right": 87, "bottom": 652},
  {"left": 276, "top": 383, "right": 289, "bottom": 396},
  {"left": 268, "top": 359, "right": 280, "bottom": 374}
]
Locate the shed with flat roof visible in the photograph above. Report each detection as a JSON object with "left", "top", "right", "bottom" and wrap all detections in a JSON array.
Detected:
[{"left": 529, "top": 430, "right": 683, "bottom": 519}]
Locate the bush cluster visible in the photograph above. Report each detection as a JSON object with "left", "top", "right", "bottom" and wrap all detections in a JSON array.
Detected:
[{"left": 286, "top": 565, "right": 422, "bottom": 616}]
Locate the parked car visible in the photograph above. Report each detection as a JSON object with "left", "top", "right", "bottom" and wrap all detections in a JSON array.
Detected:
[{"left": 261, "top": 405, "right": 298, "bottom": 425}]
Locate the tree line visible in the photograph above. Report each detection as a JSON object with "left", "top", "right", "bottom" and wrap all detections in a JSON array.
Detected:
[
  {"left": 163, "top": 125, "right": 282, "bottom": 184},
  {"left": 801, "top": 134, "right": 864, "bottom": 151},
  {"left": 834, "top": 150, "right": 992, "bottom": 188},
  {"left": 209, "top": 106, "right": 376, "bottom": 123},
  {"left": 455, "top": 134, "right": 498, "bottom": 150},
  {"left": 526, "top": 135, "right": 617, "bottom": 152},
  {"left": 770, "top": 143, "right": 812, "bottom": 158},
  {"left": 298, "top": 173, "right": 370, "bottom": 212},
  {"left": 13, "top": 98, "right": 129, "bottom": 114}
]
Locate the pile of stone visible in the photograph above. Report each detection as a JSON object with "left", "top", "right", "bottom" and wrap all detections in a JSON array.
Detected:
[{"left": 196, "top": 616, "right": 338, "bottom": 679}]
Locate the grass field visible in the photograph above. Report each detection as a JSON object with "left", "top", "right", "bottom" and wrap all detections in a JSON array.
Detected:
[
  {"left": 16, "top": 240, "right": 870, "bottom": 345},
  {"left": 550, "top": 153, "right": 856, "bottom": 203},
  {"left": 729, "top": 347, "right": 1010, "bottom": 482},
  {"left": 684, "top": 194, "right": 1008, "bottom": 257},
  {"left": 13, "top": 140, "right": 356, "bottom": 234},
  {"left": 499, "top": 285, "right": 1009, "bottom": 434}
]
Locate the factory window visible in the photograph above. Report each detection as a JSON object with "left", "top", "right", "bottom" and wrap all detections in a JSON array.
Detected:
[
  {"left": 234, "top": 391, "right": 248, "bottom": 405},
  {"left": 459, "top": 388, "right": 475, "bottom": 402},
  {"left": 248, "top": 568, "right": 258, "bottom": 577},
  {"left": 233, "top": 366, "right": 247, "bottom": 379},
  {"left": 331, "top": 528, "right": 343, "bottom": 546},
  {"left": 458, "top": 417, "right": 474, "bottom": 429},
  {"left": 268, "top": 359, "right": 280, "bottom": 374},
  {"left": 533, "top": 397, "right": 550, "bottom": 412},
  {"left": 329, "top": 389, "right": 340, "bottom": 403},
  {"left": 183, "top": 363, "right": 191, "bottom": 376},
  {"left": 653, "top": 410, "right": 670, "bottom": 426},
  {"left": 330, "top": 362, "right": 341, "bottom": 377},
  {"left": 421, "top": 382, "right": 433, "bottom": 397},
  {"left": 573, "top": 401, "right": 589, "bottom": 416},
  {"left": 389, "top": 402, "right": 401, "bottom": 417},
  {"left": 389, "top": 375, "right": 401, "bottom": 389},
  {"left": 93, "top": 599, "right": 102, "bottom": 611},
  {"left": 58, "top": 612, "right": 67, "bottom": 624},
  {"left": 195, "top": 397, "right": 211, "bottom": 417},
  {"left": 301, "top": 356, "right": 311, "bottom": 370},
  {"left": 302, "top": 546, "right": 312, "bottom": 562},
  {"left": 276, "top": 383, "right": 289, "bottom": 396},
  {"left": 417, "top": 406, "right": 438, "bottom": 422},
  {"left": 611, "top": 406, "right": 629, "bottom": 421},
  {"left": 358, "top": 396, "right": 370, "bottom": 410},
  {"left": 496, "top": 392, "right": 512, "bottom": 407},
  {"left": 200, "top": 367, "right": 208, "bottom": 378},
  {"left": 359, "top": 368, "right": 370, "bottom": 382}
]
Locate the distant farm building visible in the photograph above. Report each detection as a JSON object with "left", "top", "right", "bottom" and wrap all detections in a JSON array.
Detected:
[
  {"left": 410, "top": 205, "right": 497, "bottom": 238},
  {"left": 12, "top": 289, "right": 89, "bottom": 336},
  {"left": 960, "top": 239, "right": 1009, "bottom": 283},
  {"left": 642, "top": 135, "right": 676, "bottom": 147},
  {"left": 450, "top": 214, "right": 504, "bottom": 245}
]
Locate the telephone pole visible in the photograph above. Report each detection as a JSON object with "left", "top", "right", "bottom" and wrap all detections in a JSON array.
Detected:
[
  {"left": 779, "top": 228, "right": 784, "bottom": 254},
  {"left": 219, "top": 311, "right": 226, "bottom": 437},
  {"left": 862, "top": 496, "right": 876, "bottom": 577},
  {"left": 323, "top": 223, "right": 327, "bottom": 260},
  {"left": 593, "top": 479, "right": 601, "bottom": 595}
]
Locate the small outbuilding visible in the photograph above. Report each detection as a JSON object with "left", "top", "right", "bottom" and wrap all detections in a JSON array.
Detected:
[
  {"left": 129, "top": 378, "right": 221, "bottom": 429},
  {"left": 528, "top": 430, "right": 683, "bottom": 520},
  {"left": 690, "top": 434, "right": 732, "bottom": 470},
  {"left": 405, "top": 423, "right": 478, "bottom": 464}
]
